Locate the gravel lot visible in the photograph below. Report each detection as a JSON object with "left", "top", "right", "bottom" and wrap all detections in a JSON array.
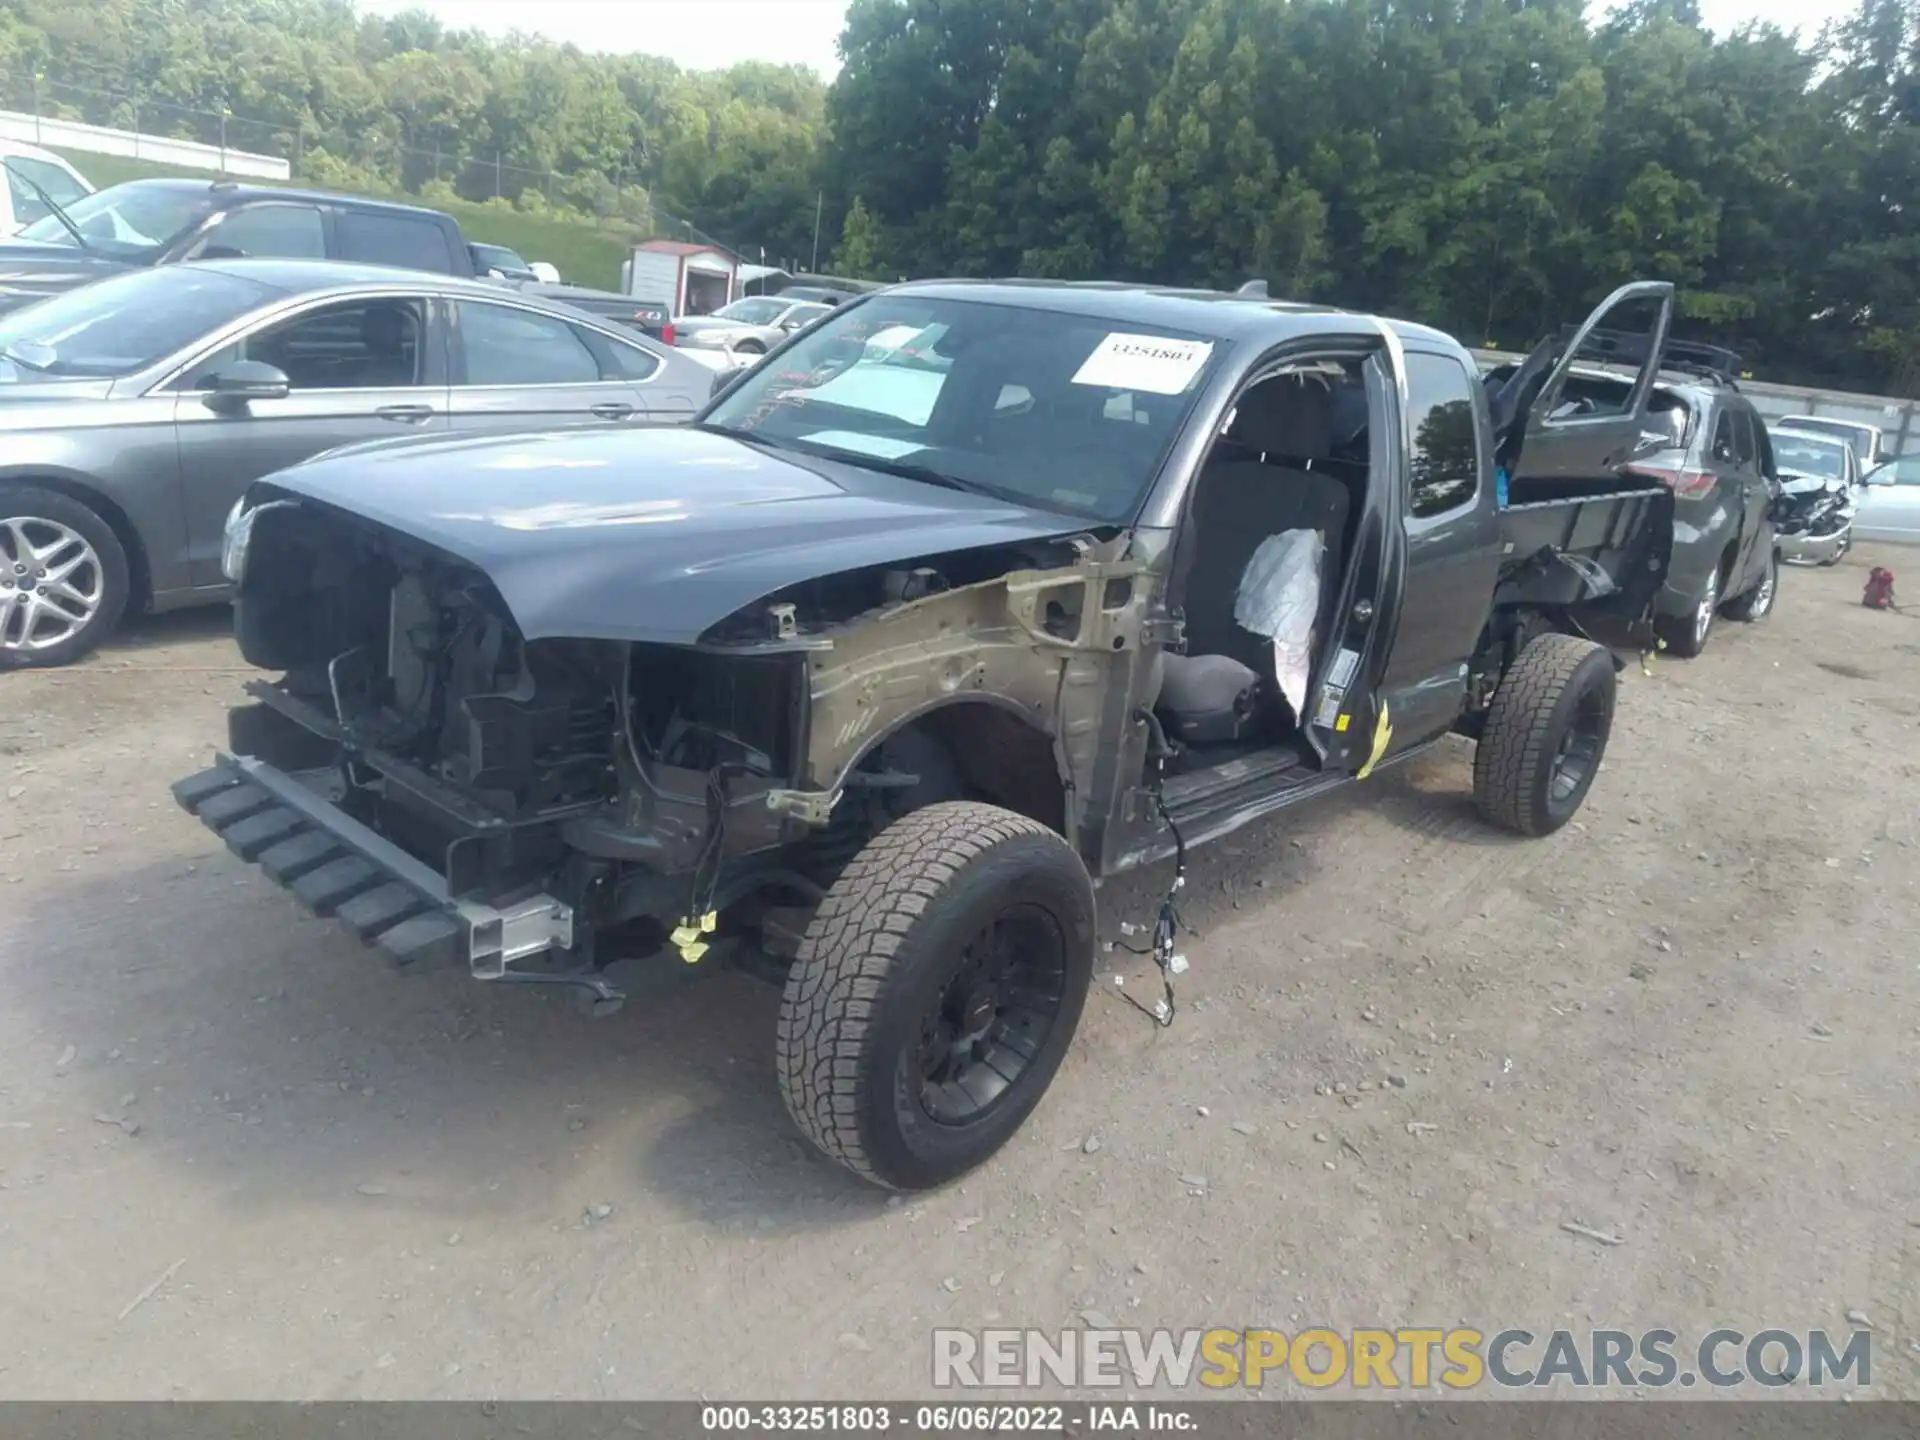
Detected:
[{"left": 1, "top": 546, "right": 1916, "bottom": 1401}]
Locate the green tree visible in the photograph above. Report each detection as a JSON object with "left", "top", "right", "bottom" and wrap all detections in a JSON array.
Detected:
[{"left": 831, "top": 195, "right": 883, "bottom": 278}]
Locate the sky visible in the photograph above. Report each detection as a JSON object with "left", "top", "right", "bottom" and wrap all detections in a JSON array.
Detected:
[{"left": 356, "top": 0, "right": 1866, "bottom": 78}]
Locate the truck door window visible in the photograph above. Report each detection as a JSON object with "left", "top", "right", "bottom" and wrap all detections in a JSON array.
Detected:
[
  {"left": 1553, "top": 293, "right": 1666, "bottom": 420},
  {"left": 336, "top": 210, "right": 457, "bottom": 272},
  {"left": 189, "top": 203, "right": 326, "bottom": 260},
  {"left": 1405, "top": 352, "right": 1480, "bottom": 517}
]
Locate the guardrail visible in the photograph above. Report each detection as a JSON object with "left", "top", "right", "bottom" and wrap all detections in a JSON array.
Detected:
[{"left": 0, "top": 109, "right": 288, "bottom": 180}]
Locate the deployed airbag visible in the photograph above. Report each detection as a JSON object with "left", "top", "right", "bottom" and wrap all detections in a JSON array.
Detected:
[{"left": 1234, "top": 528, "right": 1323, "bottom": 724}]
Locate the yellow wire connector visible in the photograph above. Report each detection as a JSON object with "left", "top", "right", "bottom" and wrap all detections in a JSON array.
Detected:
[{"left": 671, "top": 911, "right": 719, "bottom": 963}]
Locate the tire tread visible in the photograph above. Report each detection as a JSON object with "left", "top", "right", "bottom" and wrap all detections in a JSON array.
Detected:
[
  {"left": 776, "top": 801, "right": 1062, "bottom": 1189},
  {"left": 1473, "top": 632, "right": 1606, "bottom": 837}
]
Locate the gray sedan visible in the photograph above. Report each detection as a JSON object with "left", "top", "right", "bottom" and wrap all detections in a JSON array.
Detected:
[{"left": 0, "top": 258, "right": 715, "bottom": 667}]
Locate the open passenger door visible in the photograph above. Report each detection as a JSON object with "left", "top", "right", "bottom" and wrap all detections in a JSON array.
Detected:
[{"left": 1486, "top": 281, "right": 1676, "bottom": 493}]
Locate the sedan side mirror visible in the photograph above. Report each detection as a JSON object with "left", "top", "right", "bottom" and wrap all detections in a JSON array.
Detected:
[{"left": 203, "top": 360, "right": 291, "bottom": 408}]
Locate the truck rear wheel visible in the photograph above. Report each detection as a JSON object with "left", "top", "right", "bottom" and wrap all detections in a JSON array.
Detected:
[
  {"left": 777, "top": 801, "right": 1095, "bottom": 1190},
  {"left": 1473, "top": 633, "right": 1616, "bottom": 838}
]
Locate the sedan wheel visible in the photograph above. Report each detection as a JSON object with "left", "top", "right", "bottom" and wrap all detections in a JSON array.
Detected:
[
  {"left": 1659, "top": 564, "right": 1722, "bottom": 658},
  {"left": 1728, "top": 549, "right": 1778, "bottom": 622},
  {"left": 1, "top": 517, "right": 104, "bottom": 651},
  {"left": 0, "top": 485, "right": 131, "bottom": 669},
  {"left": 1693, "top": 568, "right": 1720, "bottom": 644}
]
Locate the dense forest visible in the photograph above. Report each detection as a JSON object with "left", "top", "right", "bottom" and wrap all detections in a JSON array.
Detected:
[{"left": 0, "top": 0, "right": 1915, "bottom": 392}]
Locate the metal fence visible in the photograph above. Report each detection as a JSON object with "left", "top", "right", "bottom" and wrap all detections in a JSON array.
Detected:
[{"left": 0, "top": 65, "right": 751, "bottom": 258}]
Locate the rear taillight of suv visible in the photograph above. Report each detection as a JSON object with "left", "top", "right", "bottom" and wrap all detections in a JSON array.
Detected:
[
  {"left": 1624, "top": 457, "right": 1717, "bottom": 499},
  {"left": 658, "top": 321, "right": 676, "bottom": 346}
]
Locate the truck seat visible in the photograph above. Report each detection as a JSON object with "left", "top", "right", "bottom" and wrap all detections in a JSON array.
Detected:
[{"left": 1182, "top": 376, "right": 1353, "bottom": 702}]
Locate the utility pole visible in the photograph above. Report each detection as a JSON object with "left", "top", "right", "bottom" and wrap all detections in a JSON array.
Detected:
[
  {"left": 810, "top": 189, "right": 823, "bottom": 273},
  {"left": 494, "top": 150, "right": 503, "bottom": 199},
  {"left": 218, "top": 100, "right": 229, "bottom": 174},
  {"left": 31, "top": 72, "right": 40, "bottom": 144}
]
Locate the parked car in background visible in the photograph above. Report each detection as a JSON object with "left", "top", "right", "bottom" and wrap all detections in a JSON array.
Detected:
[
  {"left": 1768, "top": 425, "right": 1858, "bottom": 566},
  {"left": 528, "top": 261, "right": 560, "bottom": 283},
  {"left": 468, "top": 241, "right": 537, "bottom": 281},
  {"left": 1856, "top": 455, "right": 1920, "bottom": 544},
  {"left": 1777, "top": 414, "right": 1886, "bottom": 471},
  {"left": 672, "top": 294, "right": 833, "bottom": 355},
  {"left": 1618, "top": 376, "right": 1781, "bottom": 655},
  {"left": 0, "top": 178, "right": 480, "bottom": 316},
  {"left": 511, "top": 281, "right": 675, "bottom": 344},
  {"left": 0, "top": 259, "right": 712, "bottom": 668},
  {"left": 1488, "top": 356, "right": 1780, "bottom": 656},
  {"left": 0, "top": 144, "right": 93, "bottom": 235}
]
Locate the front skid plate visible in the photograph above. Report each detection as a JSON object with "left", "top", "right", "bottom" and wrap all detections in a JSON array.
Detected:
[{"left": 172, "top": 758, "right": 473, "bottom": 973}]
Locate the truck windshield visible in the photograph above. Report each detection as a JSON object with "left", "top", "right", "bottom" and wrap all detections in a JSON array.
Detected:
[
  {"left": 18, "top": 183, "right": 213, "bottom": 259},
  {"left": 701, "top": 296, "right": 1219, "bottom": 522},
  {"left": 0, "top": 266, "right": 270, "bottom": 380}
]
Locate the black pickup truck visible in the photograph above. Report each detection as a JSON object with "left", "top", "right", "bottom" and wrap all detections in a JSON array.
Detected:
[
  {"left": 0, "top": 177, "right": 478, "bottom": 315},
  {"left": 176, "top": 278, "right": 1678, "bottom": 1191}
]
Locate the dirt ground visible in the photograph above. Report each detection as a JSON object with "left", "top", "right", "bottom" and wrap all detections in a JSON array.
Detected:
[{"left": 1, "top": 546, "right": 1916, "bottom": 1403}]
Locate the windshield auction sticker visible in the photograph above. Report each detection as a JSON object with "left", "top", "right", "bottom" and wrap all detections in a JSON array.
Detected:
[{"left": 1072, "top": 334, "right": 1214, "bottom": 395}]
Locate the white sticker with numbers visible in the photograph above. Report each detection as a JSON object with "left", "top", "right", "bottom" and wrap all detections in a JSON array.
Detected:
[{"left": 1071, "top": 334, "right": 1214, "bottom": 395}]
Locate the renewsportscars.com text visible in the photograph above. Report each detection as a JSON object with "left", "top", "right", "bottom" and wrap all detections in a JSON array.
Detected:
[{"left": 932, "top": 1327, "right": 1872, "bottom": 1391}]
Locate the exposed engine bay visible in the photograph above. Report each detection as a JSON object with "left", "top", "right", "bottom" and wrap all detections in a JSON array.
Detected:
[{"left": 227, "top": 496, "right": 1145, "bottom": 975}]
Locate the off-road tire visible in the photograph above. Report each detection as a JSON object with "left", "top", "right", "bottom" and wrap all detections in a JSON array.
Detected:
[
  {"left": 777, "top": 801, "right": 1095, "bottom": 1190},
  {"left": 1725, "top": 547, "right": 1778, "bottom": 622},
  {"left": 1473, "top": 633, "right": 1617, "bottom": 838},
  {"left": 0, "top": 483, "right": 130, "bottom": 670}
]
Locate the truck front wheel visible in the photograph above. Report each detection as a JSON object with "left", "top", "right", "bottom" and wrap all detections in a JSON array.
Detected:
[
  {"left": 777, "top": 801, "right": 1096, "bottom": 1190},
  {"left": 1473, "top": 633, "right": 1616, "bottom": 838}
]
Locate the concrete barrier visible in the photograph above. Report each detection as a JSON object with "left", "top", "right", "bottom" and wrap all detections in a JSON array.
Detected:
[{"left": 0, "top": 110, "right": 289, "bottom": 180}]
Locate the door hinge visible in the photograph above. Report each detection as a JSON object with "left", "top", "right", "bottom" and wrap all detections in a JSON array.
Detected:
[{"left": 1141, "top": 611, "right": 1186, "bottom": 650}]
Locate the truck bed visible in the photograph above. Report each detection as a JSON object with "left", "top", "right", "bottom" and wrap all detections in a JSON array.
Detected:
[{"left": 1494, "top": 483, "right": 1675, "bottom": 622}]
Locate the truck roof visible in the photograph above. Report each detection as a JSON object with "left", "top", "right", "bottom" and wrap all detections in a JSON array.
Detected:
[{"left": 886, "top": 279, "right": 1469, "bottom": 358}]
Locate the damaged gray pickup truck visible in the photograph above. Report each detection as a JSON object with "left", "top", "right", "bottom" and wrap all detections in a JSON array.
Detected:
[{"left": 175, "top": 278, "right": 1683, "bottom": 1190}]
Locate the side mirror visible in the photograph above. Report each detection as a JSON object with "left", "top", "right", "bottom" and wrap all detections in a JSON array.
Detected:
[{"left": 202, "top": 360, "right": 291, "bottom": 408}]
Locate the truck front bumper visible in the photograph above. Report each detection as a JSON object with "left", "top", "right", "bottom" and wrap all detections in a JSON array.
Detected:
[{"left": 172, "top": 752, "right": 576, "bottom": 979}]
